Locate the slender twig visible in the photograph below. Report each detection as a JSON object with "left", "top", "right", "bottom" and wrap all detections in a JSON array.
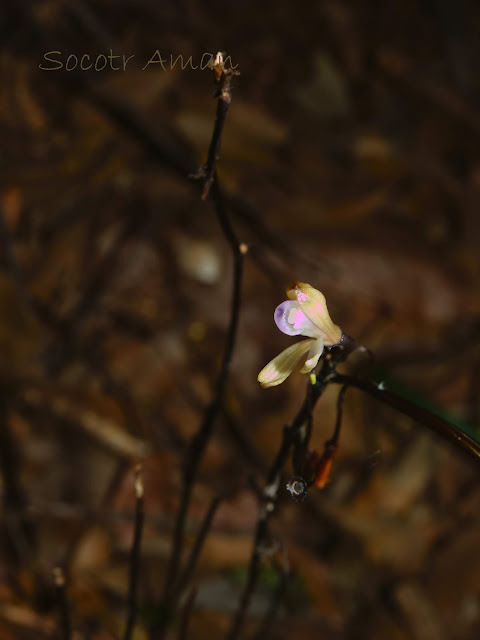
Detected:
[
  {"left": 466, "top": 357, "right": 480, "bottom": 428},
  {"left": 176, "top": 587, "right": 197, "bottom": 640},
  {"left": 19, "top": 3, "right": 333, "bottom": 282},
  {"left": 229, "top": 337, "right": 480, "bottom": 639},
  {"left": 332, "top": 384, "right": 348, "bottom": 446},
  {"left": 250, "top": 573, "right": 285, "bottom": 640},
  {"left": 292, "top": 377, "right": 314, "bottom": 477},
  {"left": 329, "top": 373, "right": 480, "bottom": 462},
  {"left": 156, "top": 57, "right": 244, "bottom": 637},
  {"left": 172, "top": 495, "right": 222, "bottom": 600},
  {"left": 123, "top": 465, "right": 145, "bottom": 640},
  {"left": 227, "top": 365, "right": 332, "bottom": 640},
  {"left": 162, "top": 176, "right": 242, "bottom": 606},
  {"left": 79, "top": 73, "right": 329, "bottom": 276},
  {"left": 251, "top": 546, "right": 290, "bottom": 640},
  {"left": 227, "top": 508, "right": 268, "bottom": 640},
  {"left": 53, "top": 567, "right": 72, "bottom": 640},
  {"left": 309, "top": 383, "right": 348, "bottom": 489},
  {"left": 197, "top": 54, "right": 239, "bottom": 200}
]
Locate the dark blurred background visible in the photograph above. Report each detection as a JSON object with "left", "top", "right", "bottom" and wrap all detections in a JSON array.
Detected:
[{"left": 1, "top": 1, "right": 480, "bottom": 638}]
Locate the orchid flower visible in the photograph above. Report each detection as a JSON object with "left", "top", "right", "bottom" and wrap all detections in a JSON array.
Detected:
[{"left": 258, "top": 282, "right": 343, "bottom": 388}]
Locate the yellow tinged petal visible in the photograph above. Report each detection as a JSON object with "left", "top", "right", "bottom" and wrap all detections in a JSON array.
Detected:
[
  {"left": 258, "top": 339, "right": 316, "bottom": 388},
  {"left": 286, "top": 282, "right": 342, "bottom": 345},
  {"left": 299, "top": 337, "right": 324, "bottom": 373}
]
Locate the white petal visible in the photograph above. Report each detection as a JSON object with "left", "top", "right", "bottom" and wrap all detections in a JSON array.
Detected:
[{"left": 258, "top": 339, "right": 316, "bottom": 388}]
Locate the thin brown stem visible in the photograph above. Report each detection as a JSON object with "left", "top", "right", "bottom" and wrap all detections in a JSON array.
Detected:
[
  {"left": 155, "top": 57, "right": 243, "bottom": 638},
  {"left": 123, "top": 465, "right": 145, "bottom": 640},
  {"left": 53, "top": 567, "right": 72, "bottom": 640},
  {"left": 251, "top": 549, "right": 289, "bottom": 640},
  {"left": 176, "top": 587, "right": 197, "bottom": 640},
  {"left": 309, "top": 383, "right": 348, "bottom": 490},
  {"left": 198, "top": 55, "right": 239, "bottom": 199},
  {"left": 173, "top": 495, "right": 222, "bottom": 600},
  {"left": 226, "top": 367, "right": 331, "bottom": 640}
]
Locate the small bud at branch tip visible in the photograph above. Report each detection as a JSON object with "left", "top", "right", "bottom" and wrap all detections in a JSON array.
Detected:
[
  {"left": 134, "top": 464, "right": 144, "bottom": 499},
  {"left": 53, "top": 567, "right": 65, "bottom": 587}
]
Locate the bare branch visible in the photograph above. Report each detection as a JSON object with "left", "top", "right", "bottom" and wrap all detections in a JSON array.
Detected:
[
  {"left": 309, "top": 383, "right": 348, "bottom": 490},
  {"left": 173, "top": 495, "right": 222, "bottom": 600},
  {"left": 194, "top": 53, "right": 240, "bottom": 200},
  {"left": 123, "top": 465, "right": 145, "bottom": 640},
  {"left": 251, "top": 546, "right": 290, "bottom": 640},
  {"left": 154, "top": 55, "right": 244, "bottom": 639},
  {"left": 176, "top": 587, "right": 197, "bottom": 640},
  {"left": 227, "top": 362, "right": 333, "bottom": 640},
  {"left": 53, "top": 567, "right": 72, "bottom": 640}
]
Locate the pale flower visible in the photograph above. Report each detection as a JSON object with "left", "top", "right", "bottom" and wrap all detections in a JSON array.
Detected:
[{"left": 258, "top": 282, "right": 343, "bottom": 388}]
